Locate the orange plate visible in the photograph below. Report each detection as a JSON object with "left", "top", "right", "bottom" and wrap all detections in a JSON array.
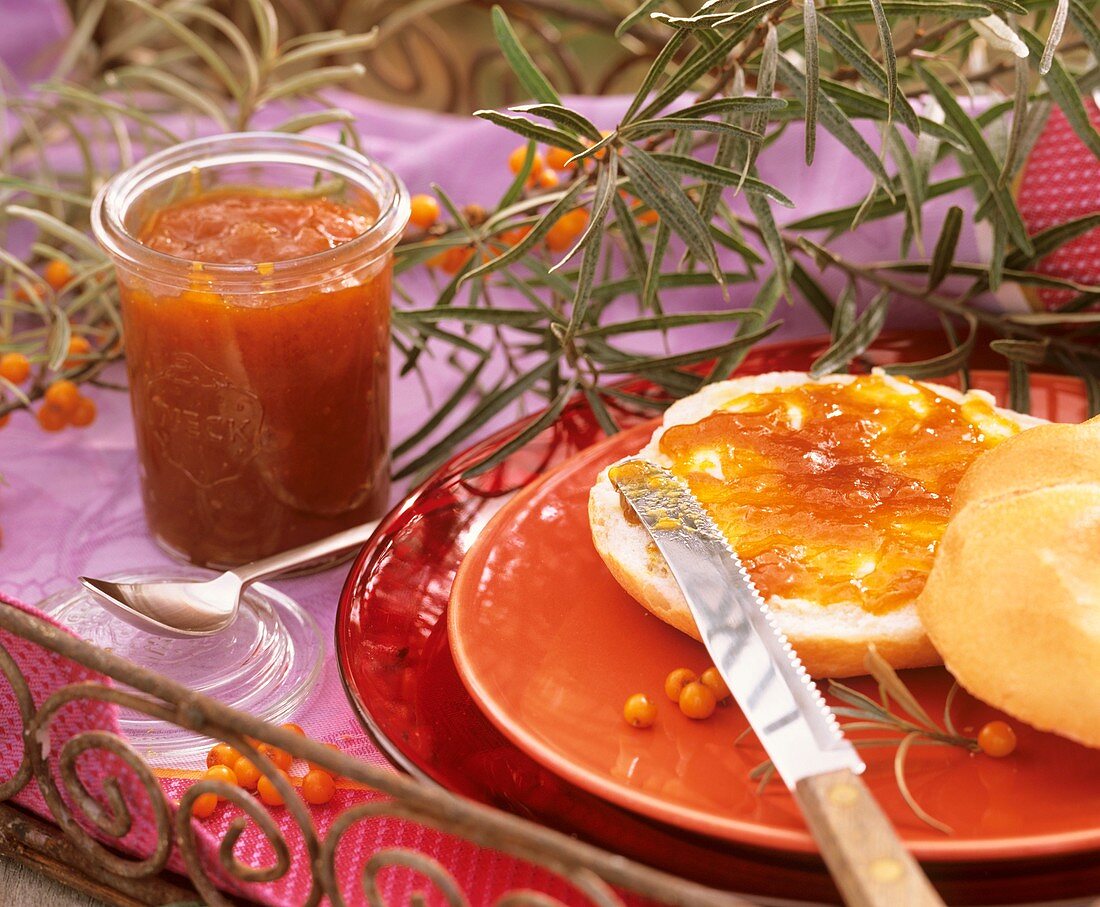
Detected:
[{"left": 449, "top": 371, "right": 1100, "bottom": 862}]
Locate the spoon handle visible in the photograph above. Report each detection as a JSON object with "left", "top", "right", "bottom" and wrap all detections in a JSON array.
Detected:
[{"left": 228, "top": 519, "right": 381, "bottom": 588}]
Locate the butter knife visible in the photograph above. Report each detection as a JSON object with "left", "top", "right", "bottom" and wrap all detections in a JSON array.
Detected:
[{"left": 610, "top": 458, "right": 944, "bottom": 907}]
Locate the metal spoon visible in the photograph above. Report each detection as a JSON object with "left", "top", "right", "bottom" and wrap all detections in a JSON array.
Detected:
[{"left": 79, "top": 519, "right": 380, "bottom": 638}]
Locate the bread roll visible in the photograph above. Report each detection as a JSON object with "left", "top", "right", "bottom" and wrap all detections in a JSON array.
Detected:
[
  {"left": 917, "top": 415, "right": 1100, "bottom": 748},
  {"left": 589, "top": 371, "right": 1044, "bottom": 678}
]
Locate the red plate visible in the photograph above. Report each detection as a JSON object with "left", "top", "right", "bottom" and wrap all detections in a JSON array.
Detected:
[{"left": 337, "top": 333, "right": 1100, "bottom": 904}]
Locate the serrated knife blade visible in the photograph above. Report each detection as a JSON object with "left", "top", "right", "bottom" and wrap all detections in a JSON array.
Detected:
[{"left": 610, "top": 458, "right": 944, "bottom": 907}]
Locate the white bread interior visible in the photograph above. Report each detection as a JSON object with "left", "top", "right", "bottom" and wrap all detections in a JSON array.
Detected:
[
  {"left": 917, "top": 415, "right": 1100, "bottom": 747},
  {"left": 588, "top": 370, "right": 1046, "bottom": 678}
]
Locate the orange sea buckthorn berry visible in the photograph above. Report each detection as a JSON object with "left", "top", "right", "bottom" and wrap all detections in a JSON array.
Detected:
[
  {"left": 978, "top": 721, "right": 1017, "bottom": 758},
  {"left": 203, "top": 764, "right": 239, "bottom": 792},
  {"left": 508, "top": 145, "right": 544, "bottom": 176},
  {"left": 36, "top": 404, "right": 66, "bottom": 432},
  {"left": 0, "top": 413, "right": 10, "bottom": 429},
  {"left": 281, "top": 722, "right": 305, "bottom": 736},
  {"left": 635, "top": 205, "right": 659, "bottom": 227},
  {"left": 545, "top": 208, "right": 589, "bottom": 252},
  {"left": 232, "top": 756, "right": 261, "bottom": 791},
  {"left": 409, "top": 194, "right": 440, "bottom": 230},
  {"left": 499, "top": 225, "right": 532, "bottom": 247},
  {"left": 623, "top": 693, "right": 657, "bottom": 728},
  {"left": 700, "top": 667, "right": 731, "bottom": 703},
  {"left": 70, "top": 396, "right": 96, "bottom": 428},
  {"left": 301, "top": 769, "right": 337, "bottom": 806},
  {"left": 190, "top": 791, "right": 218, "bottom": 819},
  {"left": 207, "top": 743, "right": 242, "bottom": 769},
  {"left": 0, "top": 352, "right": 30, "bottom": 384},
  {"left": 257, "top": 770, "right": 289, "bottom": 807},
  {"left": 545, "top": 146, "right": 575, "bottom": 171},
  {"left": 64, "top": 335, "right": 92, "bottom": 369},
  {"left": 678, "top": 681, "right": 718, "bottom": 720},
  {"left": 307, "top": 742, "right": 343, "bottom": 774},
  {"left": 664, "top": 668, "right": 697, "bottom": 702},
  {"left": 44, "top": 380, "right": 79, "bottom": 417},
  {"left": 43, "top": 259, "right": 73, "bottom": 291},
  {"left": 537, "top": 168, "right": 559, "bottom": 189},
  {"left": 439, "top": 245, "right": 475, "bottom": 275},
  {"left": 258, "top": 743, "right": 293, "bottom": 772}
]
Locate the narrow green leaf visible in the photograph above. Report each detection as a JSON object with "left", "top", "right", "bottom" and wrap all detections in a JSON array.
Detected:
[
  {"left": 395, "top": 357, "right": 559, "bottom": 479},
  {"left": 832, "top": 282, "right": 856, "bottom": 340},
  {"left": 869, "top": 0, "right": 897, "bottom": 124},
  {"left": 645, "top": 153, "right": 794, "bottom": 206},
  {"left": 710, "top": 224, "right": 765, "bottom": 264},
  {"left": 819, "top": 80, "right": 963, "bottom": 149},
  {"left": 999, "top": 47, "right": 1030, "bottom": 188},
  {"left": 1006, "top": 213, "right": 1100, "bottom": 268},
  {"left": 499, "top": 142, "right": 539, "bottom": 210},
  {"left": 459, "top": 179, "right": 588, "bottom": 284},
  {"left": 587, "top": 270, "right": 755, "bottom": 305},
  {"left": 642, "top": 220, "right": 672, "bottom": 313},
  {"left": 1069, "top": 0, "right": 1100, "bottom": 63},
  {"left": 598, "top": 322, "right": 781, "bottom": 373},
  {"left": 617, "top": 0, "right": 665, "bottom": 36},
  {"left": 991, "top": 338, "right": 1048, "bottom": 365},
  {"left": 1019, "top": 28, "right": 1100, "bottom": 159},
  {"left": 928, "top": 206, "right": 963, "bottom": 290},
  {"left": 741, "top": 24, "right": 780, "bottom": 192},
  {"left": 817, "top": 16, "right": 918, "bottom": 135},
  {"left": 886, "top": 129, "right": 924, "bottom": 255},
  {"left": 747, "top": 187, "right": 792, "bottom": 295},
  {"left": 989, "top": 216, "right": 1006, "bottom": 291},
  {"left": 790, "top": 262, "right": 836, "bottom": 327},
  {"left": 790, "top": 173, "right": 975, "bottom": 231},
  {"left": 512, "top": 103, "right": 602, "bottom": 141},
  {"left": 620, "top": 146, "right": 722, "bottom": 284},
  {"left": 611, "top": 189, "right": 651, "bottom": 305},
  {"left": 665, "top": 97, "right": 788, "bottom": 119},
  {"left": 392, "top": 357, "right": 490, "bottom": 458},
  {"left": 582, "top": 386, "right": 621, "bottom": 436},
  {"left": 882, "top": 313, "right": 978, "bottom": 379},
  {"left": 810, "top": 291, "right": 890, "bottom": 377},
  {"left": 620, "top": 117, "right": 762, "bottom": 140},
  {"left": 622, "top": 30, "right": 687, "bottom": 123},
  {"left": 553, "top": 156, "right": 618, "bottom": 272},
  {"left": 654, "top": 0, "right": 787, "bottom": 30},
  {"left": 563, "top": 158, "right": 617, "bottom": 338},
  {"left": 473, "top": 110, "right": 586, "bottom": 153},
  {"left": 776, "top": 56, "right": 891, "bottom": 188},
  {"left": 1041, "top": 0, "right": 1069, "bottom": 75},
  {"left": 1008, "top": 359, "right": 1031, "bottom": 413},
  {"left": 399, "top": 307, "right": 546, "bottom": 327},
  {"left": 803, "top": 0, "right": 820, "bottom": 165},
  {"left": 820, "top": 1, "right": 996, "bottom": 21},
  {"left": 1008, "top": 311, "right": 1100, "bottom": 324},
  {"left": 463, "top": 377, "right": 578, "bottom": 478},
  {"left": 917, "top": 63, "right": 1033, "bottom": 255},
  {"left": 579, "top": 308, "right": 762, "bottom": 339},
  {"left": 491, "top": 5, "right": 561, "bottom": 104}
]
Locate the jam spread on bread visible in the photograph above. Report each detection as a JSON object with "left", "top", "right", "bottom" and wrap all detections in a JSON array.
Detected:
[{"left": 657, "top": 374, "right": 1020, "bottom": 614}]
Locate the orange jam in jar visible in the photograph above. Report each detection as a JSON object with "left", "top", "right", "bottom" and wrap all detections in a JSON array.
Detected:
[
  {"left": 92, "top": 134, "right": 409, "bottom": 568},
  {"left": 658, "top": 374, "right": 1022, "bottom": 613}
]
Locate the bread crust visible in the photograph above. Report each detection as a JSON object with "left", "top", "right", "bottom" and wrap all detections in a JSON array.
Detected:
[
  {"left": 588, "top": 370, "right": 1044, "bottom": 678},
  {"left": 917, "top": 416, "right": 1100, "bottom": 748}
]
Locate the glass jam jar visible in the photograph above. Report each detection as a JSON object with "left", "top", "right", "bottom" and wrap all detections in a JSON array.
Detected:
[{"left": 92, "top": 133, "right": 409, "bottom": 568}]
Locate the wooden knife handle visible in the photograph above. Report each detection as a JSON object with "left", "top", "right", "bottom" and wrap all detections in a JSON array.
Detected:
[{"left": 793, "top": 769, "right": 945, "bottom": 907}]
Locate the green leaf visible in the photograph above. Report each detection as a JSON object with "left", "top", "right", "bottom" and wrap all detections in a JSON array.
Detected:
[
  {"left": 393, "top": 357, "right": 490, "bottom": 458},
  {"left": 803, "top": 0, "right": 820, "bottom": 165},
  {"left": 616, "top": 0, "right": 665, "bottom": 37},
  {"left": 819, "top": 80, "right": 964, "bottom": 149},
  {"left": 620, "top": 146, "right": 722, "bottom": 284},
  {"left": 610, "top": 189, "right": 650, "bottom": 305},
  {"left": 999, "top": 48, "right": 1030, "bottom": 188},
  {"left": 1008, "top": 311, "right": 1100, "bottom": 324},
  {"left": 491, "top": 5, "right": 561, "bottom": 105},
  {"left": 790, "top": 261, "right": 836, "bottom": 327},
  {"left": 1040, "top": 0, "right": 1069, "bottom": 75},
  {"left": 399, "top": 307, "right": 546, "bottom": 327},
  {"left": 1006, "top": 213, "right": 1100, "bottom": 268},
  {"left": 776, "top": 56, "right": 891, "bottom": 188},
  {"left": 597, "top": 322, "right": 782, "bottom": 373},
  {"left": 882, "top": 313, "right": 978, "bottom": 379},
  {"left": 587, "top": 270, "right": 755, "bottom": 306},
  {"left": 869, "top": 0, "right": 897, "bottom": 124},
  {"left": 741, "top": 24, "right": 780, "bottom": 191},
  {"left": 512, "top": 103, "right": 602, "bottom": 141},
  {"left": 1019, "top": 28, "right": 1100, "bottom": 160},
  {"left": 789, "top": 173, "right": 975, "bottom": 231},
  {"left": 928, "top": 206, "right": 963, "bottom": 290},
  {"left": 810, "top": 291, "right": 890, "bottom": 377},
  {"left": 579, "top": 308, "right": 762, "bottom": 339},
  {"left": 1069, "top": 0, "right": 1100, "bottom": 63},
  {"left": 916, "top": 63, "right": 1034, "bottom": 255},
  {"left": 747, "top": 187, "right": 792, "bottom": 296},
  {"left": 395, "top": 357, "right": 559, "bottom": 479},
  {"left": 459, "top": 179, "right": 588, "bottom": 284},
  {"left": 620, "top": 117, "right": 762, "bottom": 140},
  {"left": 817, "top": 16, "right": 918, "bottom": 135},
  {"left": 991, "top": 338, "right": 1048, "bottom": 365},
  {"left": 819, "top": 1, "right": 997, "bottom": 21},
  {"left": 654, "top": 0, "right": 787, "bottom": 29},
  {"left": 706, "top": 272, "right": 785, "bottom": 383},
  {"left": 473, "top": 110, "right": 585, "bottom": 153},
  {"left": 645, "top": 152, "right": 794, "bottom": 206},
  {"left": 499, "top": 142, "right": 539, "bottom": 209},
  {"left": 622, "top": 30, "right": 687, "bottom": 123},
  {"left": 581, "top": 386, "right": 622, "bottom": 436},
  {"left": 831, "top": 282, "right": 856, "bottom": 340},
  {"left": 554, "top": 155, "right": 618, "bottom": 272},
  {"left": 710, "top": 224, "right": 766, "bottom": 265},
  {"left": 1008, "top": 358, "right": 1031, "bottom": 413},
  {"left": 665, "top": 97, "right": 788, "bottom": 119},
  {"left": 563, "top": 157, "right": 618, "bottom": 339},
  {"left": 886, "top": 129, "right": 924, "bottom": 255},
  {"left": 463, "top": 376, "right": 578, "bottom": 478}
]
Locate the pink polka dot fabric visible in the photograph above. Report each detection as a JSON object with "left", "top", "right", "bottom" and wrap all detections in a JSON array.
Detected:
[{"left": 1014, "top": 96, "right": 1100, "bottom": 309}]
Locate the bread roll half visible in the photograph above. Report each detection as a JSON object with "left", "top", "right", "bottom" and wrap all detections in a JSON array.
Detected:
[
  {"left": 917, "top": 416, "right": 1100, "bottom": 748},
  {"left": 589, "top": 371, "right": 1045, "bottom": 678}
]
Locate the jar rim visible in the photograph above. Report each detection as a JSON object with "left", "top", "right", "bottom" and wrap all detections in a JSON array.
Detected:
[{"left": 91, "top": 132, "right": 409, "bottom": 287}]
